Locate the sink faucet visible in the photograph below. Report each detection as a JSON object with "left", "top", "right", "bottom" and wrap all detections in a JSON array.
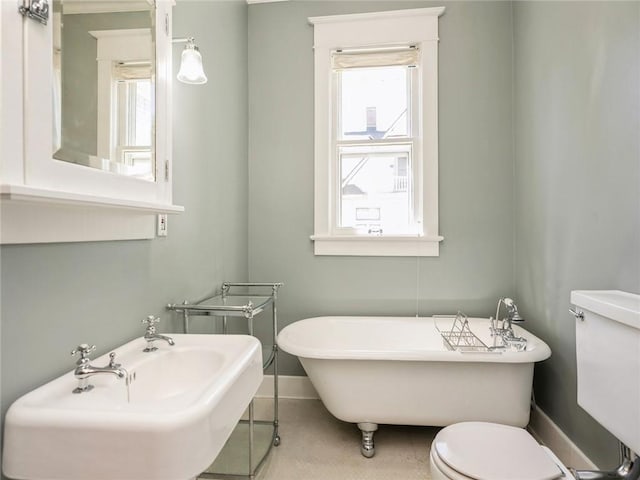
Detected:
[
  {"left": 71, "top": 344, "right": 126, "bottom": 394},
  {"left": 142, "top": 315, "right": 175, "bottom": 352},
  {"left": 491, "top": 298, "right": 527, "bottom": 351}
]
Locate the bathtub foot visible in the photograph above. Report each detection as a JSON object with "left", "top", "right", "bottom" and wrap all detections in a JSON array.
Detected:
[{"left": 357, "top": 422, "right": 378, "bottom": 458}]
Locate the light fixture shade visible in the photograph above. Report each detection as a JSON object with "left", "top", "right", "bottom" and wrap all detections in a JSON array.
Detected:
[{"left": 177, "top": 45, "right": 207, "bottom": 85}]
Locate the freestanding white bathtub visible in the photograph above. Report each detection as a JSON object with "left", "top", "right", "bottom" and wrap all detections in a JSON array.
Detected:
[{"left": 277, "top": 316, "right": 551, "bottom": 457}]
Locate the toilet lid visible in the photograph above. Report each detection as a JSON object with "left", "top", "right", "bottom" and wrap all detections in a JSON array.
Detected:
[{"left": 434, "top": 422, "right": 564, "bottom": 480}]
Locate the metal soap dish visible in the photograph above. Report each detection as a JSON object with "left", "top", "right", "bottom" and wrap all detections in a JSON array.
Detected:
[{"left": 435, "top": 312, "right": 490, "bottom": 352}]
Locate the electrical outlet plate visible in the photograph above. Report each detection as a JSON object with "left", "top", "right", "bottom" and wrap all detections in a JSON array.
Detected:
[{"left": 157, "top": 214, "right": 168, "bottom": 237}]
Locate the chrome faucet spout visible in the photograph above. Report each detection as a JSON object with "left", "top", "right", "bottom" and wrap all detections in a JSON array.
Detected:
[
  {"left": 74, "top": 364, "right": 127, "bottom": 380},
  {"left": 141, "top": 316, "right": 175, "bottom": 352},
  {"left": 151, "top": 333, "right": 175, "bottom": 346},
  {"left": 71, "top": 345, "right": 126, "bottom": 394},
  {"left": 143, "top": 333, "right": 175, "bottom": 352}
]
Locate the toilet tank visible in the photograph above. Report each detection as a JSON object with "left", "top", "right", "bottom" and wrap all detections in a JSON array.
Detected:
[{"left": 571, "top": 290, "right": 640, "bottom": 455}]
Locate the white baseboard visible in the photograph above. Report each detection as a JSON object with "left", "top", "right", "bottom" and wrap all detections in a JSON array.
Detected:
[
  {"left": 528, "top": 405, "right": 598, "bottom": 470},
  {"left": 258, "top": 376, "right": 597, "bottom": 471},
  {"left": 256, "top": 374, "right": 319, "bottom": 400}
]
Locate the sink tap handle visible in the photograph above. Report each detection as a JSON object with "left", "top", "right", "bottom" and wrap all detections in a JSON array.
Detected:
[
  {"left": 71, "top": 344, "right": 96, "bottom": 363},
  {"left": 142, "top": 315, "right": 160, "bottom": 334},
  {"left": 142, "top": 315, "right": 160, "bottom": 326}
]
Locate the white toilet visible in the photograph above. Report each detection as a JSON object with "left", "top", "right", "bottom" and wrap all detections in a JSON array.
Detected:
[{"left": 429, "top": 290, "right": 640, "bottom": 480}]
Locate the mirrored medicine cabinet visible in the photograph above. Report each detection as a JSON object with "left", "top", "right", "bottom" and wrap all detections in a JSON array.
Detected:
[
  {"left": 52, "top": 0, "right": 155, "bottom": 181},
  {"left": 0, "top": 0, "right": 183, "bottom": 244}
]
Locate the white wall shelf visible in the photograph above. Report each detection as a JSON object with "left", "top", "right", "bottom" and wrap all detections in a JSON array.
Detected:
[
  {"left": 0, "top": 184, "right": 184, "bottom": 244},
  {"left": 0, "top": 184, "right": 184, "bottom": 214}
]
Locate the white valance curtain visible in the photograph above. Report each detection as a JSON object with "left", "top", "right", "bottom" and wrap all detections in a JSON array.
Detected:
[
  {"left": 113, "top": 62, "right": 152, "bottom": 81},
  {"left": 331, "top": 46, "right": 419, "bottom": 70}
]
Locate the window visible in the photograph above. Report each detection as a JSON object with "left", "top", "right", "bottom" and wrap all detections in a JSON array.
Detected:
[
  {"left": 335, "top": 48, "right": 418, "bottom": 236},
  {"left": 113, "top": 63, "right": 153, "bottom": 180},
  {"left": 309, "top": 8, "right": 445, "bottom": 256},
  {"left": 92, "top": 29, "right": 156, "bottom": 181}
]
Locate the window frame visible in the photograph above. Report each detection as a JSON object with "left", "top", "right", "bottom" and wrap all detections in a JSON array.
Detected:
[{"left": 309, "top": 7, "right": 445, "bottom": 257}]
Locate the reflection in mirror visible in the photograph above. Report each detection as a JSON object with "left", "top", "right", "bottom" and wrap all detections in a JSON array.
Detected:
[{"left": 52, "top": 0, "right": 155, "bottom": 181}]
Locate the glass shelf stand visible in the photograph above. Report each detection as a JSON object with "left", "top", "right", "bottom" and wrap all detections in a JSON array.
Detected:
[{"left": 167, "top": 282, "right": 283, "bottom": 479}]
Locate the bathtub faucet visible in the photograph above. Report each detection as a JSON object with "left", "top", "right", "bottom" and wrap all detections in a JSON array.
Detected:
[
  {"left": 493, "top": 297, "right": 524, "bottom": 331},
  {"left": 491, "top": 298, "right": 527, "bottom": 351}
]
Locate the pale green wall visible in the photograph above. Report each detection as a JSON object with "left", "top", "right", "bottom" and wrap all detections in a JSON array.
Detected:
[
  {"left": 513, "top": 2, "right": 640, "bottom": 468},
  {"left": 247, "top": 0, "right": 640, "bottom": 467},
  {"left": 248, "top": 1, "right": 515, "bottom": 375},
  {"left": 0, "top": 1, "right": 248, "bottom": 473}
]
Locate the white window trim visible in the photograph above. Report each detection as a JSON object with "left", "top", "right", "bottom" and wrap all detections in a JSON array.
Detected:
[{"left": 309, "top": 7, "right": 445, "bottom": 257}]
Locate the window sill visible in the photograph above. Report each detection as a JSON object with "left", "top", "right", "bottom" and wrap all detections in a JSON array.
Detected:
[
  {"left": 0, "top": 184, "right": 184, "bottom": 244},
  {"left": 310, "top": 234, "right": 444, "bottom": 257}
]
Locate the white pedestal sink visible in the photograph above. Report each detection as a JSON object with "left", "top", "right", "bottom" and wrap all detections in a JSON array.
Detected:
[{"left": 3, "top": 334, "right": 263, "bottom": 480}]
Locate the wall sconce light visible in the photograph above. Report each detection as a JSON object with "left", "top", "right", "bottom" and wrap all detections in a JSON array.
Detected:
[{"left": 173, "top": 37, "right": 208, "bottom": 85}]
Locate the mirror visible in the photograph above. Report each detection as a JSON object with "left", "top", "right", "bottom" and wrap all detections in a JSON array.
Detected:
[{"left": 52, "top": 0, "right": 155, "bottom": 181}]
